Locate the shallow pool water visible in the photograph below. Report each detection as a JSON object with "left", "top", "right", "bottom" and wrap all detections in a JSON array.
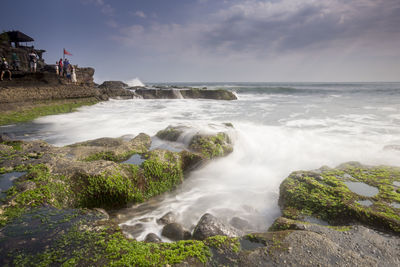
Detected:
[
  {"left": 0, "top": 172, "right": 26, "bottom": 200},
  {"left": 357, "top": 200, "right": 373, "bottom": 207},
  {"left": 344, "top": 181, "right": 379, "bottom": 197},
  {"left": 123, "top": 154, "right": 145, "bottom": 165}
]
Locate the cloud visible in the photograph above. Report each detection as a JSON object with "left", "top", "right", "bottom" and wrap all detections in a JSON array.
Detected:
[
  {"left": 133, "top": 10, "right": 147, "bottom": 18},
  {"left": 83, "top": 0, "right": 115, "bottom": 16},
  {"left": 113, "top": 0, "right": 400, "bottom": 65}
]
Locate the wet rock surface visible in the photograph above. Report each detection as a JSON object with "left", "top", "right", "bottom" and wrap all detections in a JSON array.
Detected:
[
  {"left": 193, "top": 213, "right": 243, "bottom": 240},
  {"left": 135, "top": 88, "right": 237, "bottom": 100},
  {"left": 157, "top": 211, "right": 178, "bottom": 225},
  {"left": 161, "top": 222, "right": 191, "bottom": 241},
  {"left": 279, "top": 162, "right": 400, "bottom": 234},
  {"left": 144, "top": 233, "right": 162, "bottom": 243}
]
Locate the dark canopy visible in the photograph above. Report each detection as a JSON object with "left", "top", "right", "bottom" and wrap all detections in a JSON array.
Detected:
[{"left": 4, "top": 31, "right": 34, "bottom": 42}]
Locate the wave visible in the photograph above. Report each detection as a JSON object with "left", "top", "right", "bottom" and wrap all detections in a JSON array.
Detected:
[{"left": 126, "top": 78, "right": 145, "bottom": 87}]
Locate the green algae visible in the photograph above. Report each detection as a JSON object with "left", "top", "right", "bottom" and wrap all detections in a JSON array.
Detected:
[
  {"left": 82, "top": 150, "right": 139, "bottom": 163},
  {"left": 0, "top": 98, "right": 99, "bottom": 126},
  {"left": 189, "top": 132, "right": 232, "bottom": 159},
  {"left": 279, "top": 164, "right": 400, "bottom": 233},
  {"left": 11, "top": 226, "right": 211, "bottom": 267}
]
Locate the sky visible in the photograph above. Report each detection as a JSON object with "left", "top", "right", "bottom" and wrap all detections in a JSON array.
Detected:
[{"left": 1, "top": 0, "right": 400, "bottom": 83}]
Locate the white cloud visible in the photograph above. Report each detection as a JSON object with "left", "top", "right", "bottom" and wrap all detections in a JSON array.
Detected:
[{"left": 133, "top": 10, "right": 147, "bottom": 18}]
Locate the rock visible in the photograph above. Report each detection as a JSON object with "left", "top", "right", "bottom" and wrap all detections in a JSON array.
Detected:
[
  {"left": 16, "top": 181, "right": 36, "bottom": 192},
  {"left": 157, "top": 211, "right": 178, "bottom": 225},
  {"left": 134, "top": 88, "right": 237, "bottom": 100},
  {"left": 156, "top": 126, "right": 186, "bottom": 142},
  {"left": 98, "top": 81, "right": 128, "bottom": 89},
  {"left": 192, "top": 213, "right": 243, "bottom": 240},
  {"left": 98, "top": 81, "right": 138, "bottom": 99},
  {"left": 144, "top": 233, "right": 162, "bottom": 243},
  {"left": 189, "top": 132, "right": 233, "bottom": 159},
  {"left": 93, "top": 208, "right": 110, "bottom": 221},
  {"left": 230, "top": 217, "right": 251, "bottom": 231},
  {"left": 161, "top": 223, "right": 191, "bottom": 241},
  {"left": 279, "top": 162, "right": 400, "bottom": 234}
]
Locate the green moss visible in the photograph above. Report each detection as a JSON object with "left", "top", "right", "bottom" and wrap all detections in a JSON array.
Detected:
[
  {"left": 141, "top": 153, "right": 183, "bottom": 199},
  {"left": 189, "top": 133, "right": 232, "bottom": 159},
  {"left": 279, "top": 165, "right": 400, "bottom": 233},
  {"left": 78, "top": 166, "right": 143, "bottom": 208},
  {"left": 2, "top": 140, "right": 23, "bottom": 151},
  {"left": 204, "top": 236, "right": 240, "bottom": 253},
  {"left": 12, "top": 227, "right": 211, "bottom": 267},
  {"left": 82, "top": 151, "right": 138, "bottom": 163},
  {"left": 0, "top": 164, "right": 72, "bottom": 227},
  {"left": 156, "top": 127, "right": 183, "bottom": 141},
  {"left": 0, "top": 98, "right": 99, "bottom": 126}
]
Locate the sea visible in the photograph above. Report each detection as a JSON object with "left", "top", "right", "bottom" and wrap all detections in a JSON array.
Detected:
[{"left": 1, "top": 82, "right": 400, "bottom": 241}]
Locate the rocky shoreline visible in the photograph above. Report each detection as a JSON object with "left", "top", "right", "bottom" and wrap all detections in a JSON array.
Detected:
[
  {"left": 0, "top": 73, "right": 237, "bottom": 126},
  {"left": 0, "top": 123, "right": 399, "bottom": 266}
]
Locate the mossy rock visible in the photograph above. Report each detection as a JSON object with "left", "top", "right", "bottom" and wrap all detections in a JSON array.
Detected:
[
  {"left": 279, "top": 162, "right": 400, "bottom": 234},
  {"left": 189, "top": 132, "right": 233, "bottom": 159},
  {"left": 156, "top": 126, "right": 186, "bottom": 141}
]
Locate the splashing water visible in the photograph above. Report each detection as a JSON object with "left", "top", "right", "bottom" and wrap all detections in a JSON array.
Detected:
[{"left": 126, "top": 77, "right": 145, "bottom": 87}]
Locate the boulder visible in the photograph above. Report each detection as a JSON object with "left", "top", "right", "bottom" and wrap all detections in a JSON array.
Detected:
[
  {"left": 144, "top": 233, "right": 162, "bottom": 243},
  {"left": 156, "top": 211, "right": 178, "bottom": 225},
  {"left": 161, "top": 222, "right": 191, "bottom": 241},
  {"left": 156, "top": 126, "right": 186, "bottom": 142},
  {"left": 98, "top": 81, "right": 138, "bottom": 99},
  {"left": 192, "top": 213, "right": 243, "bottom": 240},
  {"left": 189, "top": 132, "right": 233, "bottom": 159},
  {"left": 98, "top": 81, "right": 128, "bottom": 89}
]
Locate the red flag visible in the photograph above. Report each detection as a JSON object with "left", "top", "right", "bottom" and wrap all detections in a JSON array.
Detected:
[{"left": 63, "top": 49, "right": 73, "bottom": 56}]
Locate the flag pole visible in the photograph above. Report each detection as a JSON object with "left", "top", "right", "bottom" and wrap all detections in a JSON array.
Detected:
[{"left": 63, "top": 48, "right": 65, "bottom": 61}]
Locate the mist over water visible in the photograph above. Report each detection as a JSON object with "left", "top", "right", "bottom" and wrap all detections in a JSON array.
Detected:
[{"left": 2, "top": 82, "right": 400, "bottom": 240}]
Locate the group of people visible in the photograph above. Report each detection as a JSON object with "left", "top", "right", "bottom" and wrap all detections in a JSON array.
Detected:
[
  {"left": 55, "top": 58, "right": 77, "bottom": 84},
  {"left": 1, "top": 51, "right": 78, "bottom": 83}
]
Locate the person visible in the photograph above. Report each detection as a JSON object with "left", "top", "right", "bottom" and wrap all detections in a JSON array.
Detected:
[
  {"left": 71, "top": 65, "right": 77, "bottom": 84},
  {"left": 11, "top": 53, "right": 20, "bottom": 71},
  {"left": 58, "top": 59, "right": 63, "bottom": 76},
  {"left": 55, "top": 61, "right": 59, "bottom": 75},
  {"left": 66, "top": 63, "right": 72, "bottom": 82},
  {"left": 1, "top": 57, "right": 12, "bottom": 81},
  {"left": 63, "top": 58, "right": 69, "bottom": 77},
  {"left": 29, "top": 50, "right": 38, "bottom": 72}
]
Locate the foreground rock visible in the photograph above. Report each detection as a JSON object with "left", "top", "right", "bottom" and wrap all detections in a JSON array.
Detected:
[
  {"left": 279, "top": 162, "right": 400, "bottom": 234},
  {"left": 193, "top": 213, "right": 243, "bottom": 240}
]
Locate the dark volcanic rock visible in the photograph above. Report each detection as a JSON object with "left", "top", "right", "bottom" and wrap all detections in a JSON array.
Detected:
[
  {"left": 144, "top": 233, "right": 162, "bottom": 243},
  {"left": 161, "top": 223, "right": 191, "bottom": 241},
  {"left": 192, "top": 213, "right": 243, "bottom": 240}
]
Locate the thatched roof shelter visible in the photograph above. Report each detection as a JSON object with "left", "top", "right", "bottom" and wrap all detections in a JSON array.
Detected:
[{"left": 2, "top": 31, "right": 34, "bottom": 42}]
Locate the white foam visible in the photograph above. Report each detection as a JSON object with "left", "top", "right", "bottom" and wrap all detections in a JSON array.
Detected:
[{"left": 126, "top": 77, "right": 145, "bottom": 87}]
